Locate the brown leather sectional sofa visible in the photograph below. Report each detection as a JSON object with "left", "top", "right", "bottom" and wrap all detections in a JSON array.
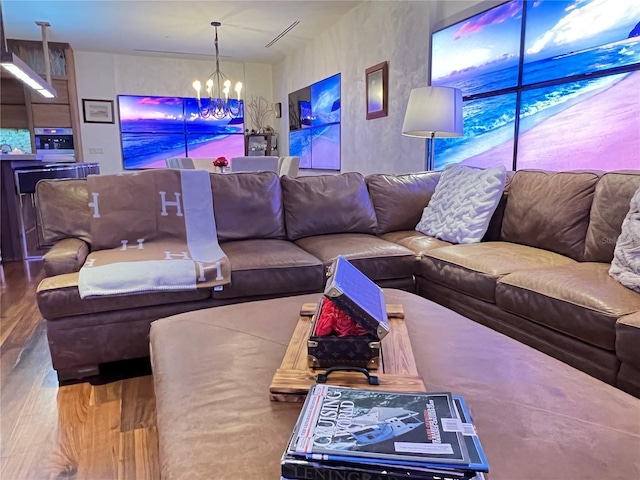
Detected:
[{"left": 35, "top": 169, "right": 640, "bottom": 398}]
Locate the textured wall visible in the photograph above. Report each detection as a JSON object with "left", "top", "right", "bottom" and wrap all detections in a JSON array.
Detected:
[
  {"left": 74, "top": 51, "right": 273, "bottom": 174},
  {"left": 273, "top": 0, "right": 493, "bottom": 176}
]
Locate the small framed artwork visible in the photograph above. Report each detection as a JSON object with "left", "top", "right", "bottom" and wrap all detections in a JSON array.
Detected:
[
  {"left": 82, "top": 99, "right": 114, "bottom": 124},
  {"left": 275, "top": 102, "right": 282, "bottom": 118},
  {"left": 365, "top": 61, "right": 388, "bottom": 120}
]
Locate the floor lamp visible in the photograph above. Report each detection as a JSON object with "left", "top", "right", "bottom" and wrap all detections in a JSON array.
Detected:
[{"left": 401, "top": 86, "right": 463, "bottom": 171}]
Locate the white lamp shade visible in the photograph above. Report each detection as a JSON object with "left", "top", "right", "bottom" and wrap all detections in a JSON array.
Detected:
[{"left": 402, "top": 86, "right": 463, "bottom": 138}]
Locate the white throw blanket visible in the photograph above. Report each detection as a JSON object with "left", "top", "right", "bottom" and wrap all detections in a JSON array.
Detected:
[
  {"left": 78, "top": 169, "right": 230, "bottom": 298},
  {"left": 609, "top": 186, "right": 640, "bottom": 293}
]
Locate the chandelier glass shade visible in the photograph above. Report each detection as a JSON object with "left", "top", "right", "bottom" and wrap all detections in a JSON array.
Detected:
[{"left": 192, "top": 21, "right": 243, "bottom": 119}]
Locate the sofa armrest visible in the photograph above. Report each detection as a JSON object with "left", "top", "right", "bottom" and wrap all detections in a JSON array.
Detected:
[
  {"left": 617, "top": 312, "right": 640, "bottom": 368},
  {"left": 43, "top": 238, "right": 89, "bottom": 277}
]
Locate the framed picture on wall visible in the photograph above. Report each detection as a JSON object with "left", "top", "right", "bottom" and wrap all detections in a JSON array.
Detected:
[
  {"left": 365, "top": 61, "right": 388, "bottom": 120},
  {"left": 82, "top": 98, "right": 115, "bottom": 124}
]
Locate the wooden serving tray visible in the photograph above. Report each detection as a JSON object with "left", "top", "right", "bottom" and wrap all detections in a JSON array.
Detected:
[{"left": 269, "top": 303, "right": 426, "bottom": 402}]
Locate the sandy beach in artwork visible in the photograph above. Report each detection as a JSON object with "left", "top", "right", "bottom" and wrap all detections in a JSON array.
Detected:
[
  {"left": 141, "top": 135, "right": 245, "bottom": 169},
  {"left": 461, "top": 71, "right": 640, "bottom": 170}
]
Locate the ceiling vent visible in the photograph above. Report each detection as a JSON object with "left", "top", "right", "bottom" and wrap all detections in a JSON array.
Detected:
[
  {"left": 265, "top": 21, "right": 300, "bottom": 48},
  {"left": 134, "top": 49, "right": 230, "bottom": 58}
]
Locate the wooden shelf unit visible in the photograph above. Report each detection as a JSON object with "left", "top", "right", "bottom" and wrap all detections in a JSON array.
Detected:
[{"left": 244, "top": 132, "right": 277, "bottom": 156}]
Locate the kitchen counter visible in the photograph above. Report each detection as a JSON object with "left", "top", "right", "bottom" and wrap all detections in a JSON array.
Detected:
[{"left": 0, "top": 153, "right": 43, "bottom": 161}]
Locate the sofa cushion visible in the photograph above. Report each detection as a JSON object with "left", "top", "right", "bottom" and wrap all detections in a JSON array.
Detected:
[
  {"left": 37, "top": 273, "right": 212, "bottom": 320},
  {"left": 496, "top": 263, "right": 640, "bottom": 351},
  {"left": 617, "top": 312, "right": 640, "bottom": 371},
  {"left": 501, "top": 170, "right": 599, "bottom": 261},
  {"left": 281, "top": 173, "right": 378, "bottom": 240},
  {"left": 294, "top": 233, "right": 415, "bottom": 281},
  {"left": 366, "top": 172, "right": 440, "bottom": 235},
  {"left": 584, "top": 171, "right": 640, "bottom": 263},
  {"left": 420, "top": 242, "right": 576, "bottom": 303},
  {"left": 381, "top": 230, "right": 452, "bottom": 256},
  {"left": 42, "top": 238, "right": 89, "bottom": 277},
  {"left": 36, "top": 179, "right": 91, "bottom": 244},
  {"left": 482, "top": 170, "right": 514, "bottom": 242},
  {"left": 416, "top": 165, "right": 507, "bottom": 244},
  {"left": 212, "top": 239, "right": 324, "bottom": 299},
  {"left": 210, "top": 172, "right": 286, "bottom": 242}
]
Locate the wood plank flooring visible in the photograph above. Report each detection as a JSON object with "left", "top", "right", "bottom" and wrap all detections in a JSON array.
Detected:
[{"left": 1, "top": 261, "right": 160, "bottom": 480}]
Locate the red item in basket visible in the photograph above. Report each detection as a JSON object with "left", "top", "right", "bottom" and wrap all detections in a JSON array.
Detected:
[
  {"left": 314, "top": 298, "right": 335, "bottom": 336},
  {"left": 315, "top": 297, "right": 369, "bottom": 337}
]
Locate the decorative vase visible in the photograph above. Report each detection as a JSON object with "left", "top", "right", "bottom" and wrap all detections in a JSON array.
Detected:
[{"left": 216, "top": 166, "right": 226, "bottom": 174}]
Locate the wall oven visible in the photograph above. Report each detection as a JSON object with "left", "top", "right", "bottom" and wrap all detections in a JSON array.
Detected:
[{"left": 34, "top": 127, "right": 75, "bottom": 162}]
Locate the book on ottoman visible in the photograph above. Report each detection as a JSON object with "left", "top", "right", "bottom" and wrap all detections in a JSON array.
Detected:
[
  {"left": 281, "top": 385, "right": 489, "bottom": 480},
  {"left": 307, "top": 256, "right": 390, "bottom": 369}
]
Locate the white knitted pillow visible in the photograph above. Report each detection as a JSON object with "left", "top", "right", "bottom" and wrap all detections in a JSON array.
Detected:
[
  {"left": 609, "top": 186, "right": 640, "bottom": 293},
  {"left": 416, "top": 164, "right": 507, "bottom": 244}
]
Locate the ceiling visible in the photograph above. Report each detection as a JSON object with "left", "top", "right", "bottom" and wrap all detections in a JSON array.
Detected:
[{"left": 2, "top": 0, "right": 363, "bottom": 63}]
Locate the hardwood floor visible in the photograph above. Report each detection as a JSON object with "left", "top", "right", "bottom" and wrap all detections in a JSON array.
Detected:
[{"left": 1, "top": 261, "right": 160, "bottom": 480}]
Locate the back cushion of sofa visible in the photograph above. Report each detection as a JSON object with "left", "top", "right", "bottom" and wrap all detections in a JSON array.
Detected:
[
  {"left": 482, "top": 170, "right": 515, "bottom": 242},
  {"left": 500, "top": 170, "right": 599, "bottom": 261},
  {"left": 366, "top": 172, "right": 440, "bottom": 234},
  {"left": 281, "top": 173, "right": 378, "bottom": 240},
  {"left": 36, "top": 179, "right": 91, "bottom": 244},
  {"left": 583, "top": 171, "right": 640, "bottom": 263},
  {"left": 210, "top": 171, "right": 286, "bottom": 242}
]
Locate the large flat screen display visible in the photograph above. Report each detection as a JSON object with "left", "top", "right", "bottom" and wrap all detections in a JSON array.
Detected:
[
  {"left": 517, "top": 72, "right": 640, "bottom": 170},
  {"left": 290, "top": 129, "right": 312, "bottom": 168},
  {"left": 311, "top": 73, "right": 341, "bottom": 126},
  {"left": 523, "top": 1, "right": 640, "bottom": 84},
  {"left": 119, "top": 95, "right": 185, "bottom": 133},
  {"left": 118, "top": 95, "right": 244, "bottom": 169},
  {"left": 434, "top": 94, "right": 516, "bottom": 171},
  {"left": 288, "top": 73, "right": 341, "bottom": 170},
  {"left": 431, "top": 1, "right": 523, "bottom": 96},
  {"left": 431, "top": 0, "right": 640, "bottom": 172}
]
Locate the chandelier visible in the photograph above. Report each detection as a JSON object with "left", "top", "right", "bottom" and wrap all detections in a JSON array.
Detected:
[{"left": 192, "top": 21, "right": 243, "bottom": 119}]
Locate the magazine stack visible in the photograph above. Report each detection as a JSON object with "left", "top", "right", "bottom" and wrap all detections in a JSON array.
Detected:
[{"left": 281, "top": 385, "right": 489, "bottom": 480}]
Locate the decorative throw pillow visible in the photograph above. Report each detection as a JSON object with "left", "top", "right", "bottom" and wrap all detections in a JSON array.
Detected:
[
  {"left": 609, "top": 186, "right": 640, "bottom": 293},
  {"left": 415, "top": 164, "right": 507, "bottom": 244}
]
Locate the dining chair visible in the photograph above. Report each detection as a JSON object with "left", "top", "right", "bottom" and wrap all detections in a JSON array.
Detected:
[
  {"left": 230, "top": 156, "right": 280, "bottom": 173},
  {"left": 165, "top": 157, "right": 195, "bottom": 169},
  {"left": 278, "top": 156, "right": 300, "bottom": 177},
  {"left": 191, "top": 158, "right": 217, "bottom": 173}
]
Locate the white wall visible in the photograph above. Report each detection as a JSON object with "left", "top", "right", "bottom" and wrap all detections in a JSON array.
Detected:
[
  {"left": 273, "top": 0, "right": 495, "bottom": 175},
  {"left": 74, "top": 51, "right": 273, "bottom": 174}
]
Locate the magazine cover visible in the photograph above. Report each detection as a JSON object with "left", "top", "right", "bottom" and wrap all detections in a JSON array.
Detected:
[
  {"left": 290, "top": 385, "right": 470, "bottom": 468},
  {"left": 452, "top": 396, "right": 490, "bottom": 473}
]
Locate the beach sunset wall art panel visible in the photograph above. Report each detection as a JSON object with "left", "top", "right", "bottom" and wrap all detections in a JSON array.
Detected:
[
  {"left": 431, "top": 0, "right": 640, "bottom": 172},
  {"left": 435, "top": 94, "right": 517, "bottom": 170},
  {"left": 288, "top": 73, "right": 341, "bottom": 170},
  {"left": 431, "top": 1, "right": 523, "bottom": 97},
  {"left": 118, "top": 95, "right": 244, "bottom": 170},
  {"left": 184, "top": 98, "right": 244, "bottom": 161},
  {"left": 523, "top": 0, "right": 640, "bottom": 83},
  {"left": 517, "top": 72, "right": 640, "bottom": 170},
  {"left": 290, "top": 129, "right": 312, "bottom": 168}
]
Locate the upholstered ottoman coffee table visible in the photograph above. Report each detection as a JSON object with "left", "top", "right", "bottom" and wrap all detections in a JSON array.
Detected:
[{"left": 150, "top": 289, "right": 640, "bottom": 480}]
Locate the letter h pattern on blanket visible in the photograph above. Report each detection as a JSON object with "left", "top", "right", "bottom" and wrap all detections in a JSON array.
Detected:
[{"left": 77, "top": 169, "right": 231, "bottom": 299}]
